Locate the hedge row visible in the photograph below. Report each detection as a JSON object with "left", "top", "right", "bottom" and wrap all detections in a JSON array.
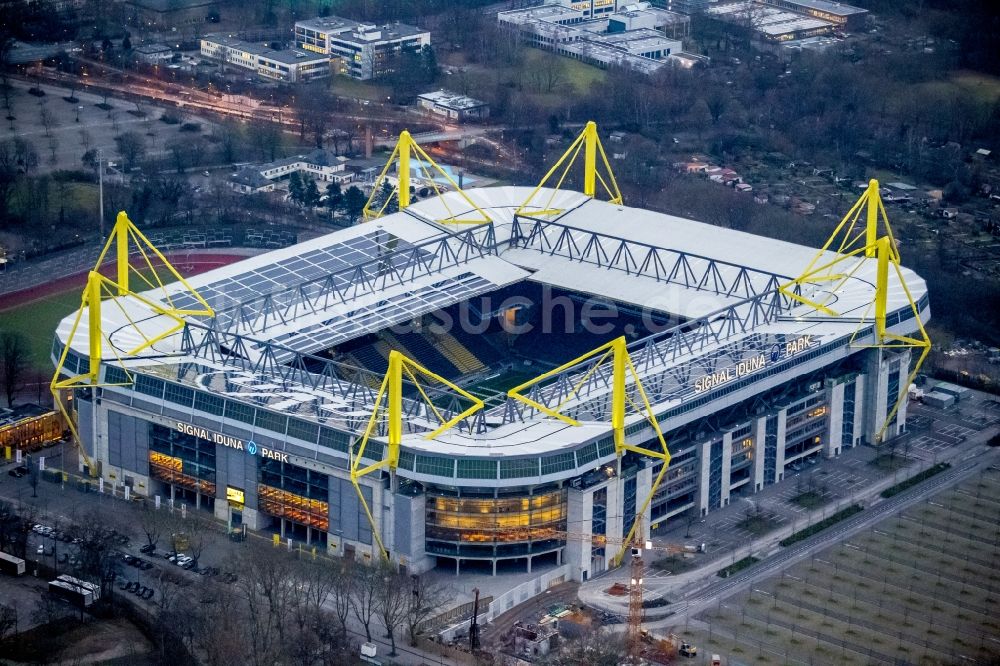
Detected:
[
  {"left": 880, "top": 462, "right": 951, "bottom": 499},
  {"left": 779, "top": 504, "right": 864, "bottom": 547}
]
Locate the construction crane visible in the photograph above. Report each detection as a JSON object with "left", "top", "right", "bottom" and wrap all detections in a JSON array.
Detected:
[
  {"left": 509, "top": 526, "right": 703, "bottom": 653},
  {"left": 469, "top": 587, "right": 481, "bottom": 652}
]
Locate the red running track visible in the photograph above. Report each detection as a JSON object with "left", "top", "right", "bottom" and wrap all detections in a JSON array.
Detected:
[{"left": 0, "top": 253, "right": 248, "bottom": 311}]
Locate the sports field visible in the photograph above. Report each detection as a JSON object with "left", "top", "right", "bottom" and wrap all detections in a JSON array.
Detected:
[
  {"left": 678, "top": 467, "right": 1000, "bottom": 665},
  {"left": 0, "top": 253, "right": 247, "bottom": 370}
]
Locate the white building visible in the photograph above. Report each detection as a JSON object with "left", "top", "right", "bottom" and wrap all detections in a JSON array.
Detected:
[
  {"left": 294, "top": 16, "right": 431, "bottom": 80},
  {"left": 499, "top": 2, "right": 688, "bottom": 74},
  {"left": 228, "top": 150, "right": 352, "bottom": 193},
  {"left": 133, "top": 43, "right": 174, "bottom": 64},
  {"left": 416, "top": 91, "right": 489, "bottom": 122},
  {"left": 200, "top": 35, "right": 330, "bottom": 83}
]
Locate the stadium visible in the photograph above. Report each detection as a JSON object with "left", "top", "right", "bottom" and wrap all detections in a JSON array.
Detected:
[{"left": 50, "top": 124, "right": 930, "bottom": 582}]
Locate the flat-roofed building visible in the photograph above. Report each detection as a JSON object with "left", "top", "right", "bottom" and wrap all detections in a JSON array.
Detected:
[
  {"left": 416, "top": 90, "right": 490, "bottom": 122},
  {"left": 200, "top": 35, "right": 330, "bottom": 83},
  {"left": 765, "top": 0, "right": 867, "bottom": 30},
  {"left": 134, "top": 43, "right": 174, "bottom": 64},
  {"left": 125, "top": 0, "right": 220, "bottom": 30},
  {"left": 499, "top": 2, "right": 689, "bottom": 74},
  {"left": 294, "top": 16, "right": 430, "bottom": 80}
]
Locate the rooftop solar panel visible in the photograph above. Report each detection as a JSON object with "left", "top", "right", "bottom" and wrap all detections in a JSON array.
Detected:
[
  {"left": 261, "top": 272, "right": 494, "bottom": 361},
  {"left": 166, "top": 229, "right": 424, "bottom": 312}
]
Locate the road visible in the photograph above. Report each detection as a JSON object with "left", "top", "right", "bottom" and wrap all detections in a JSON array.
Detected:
[{"left": 19, "top": 68, "right": 499, "bottom": 149}]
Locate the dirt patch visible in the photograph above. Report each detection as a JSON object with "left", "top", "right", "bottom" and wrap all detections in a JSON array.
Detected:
[{"left": 5, "top": 616, "right": 154, "bottom": 665}]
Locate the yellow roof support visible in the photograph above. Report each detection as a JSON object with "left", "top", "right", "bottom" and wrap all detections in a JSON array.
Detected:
[
  {"left": 516, "top": 121, "right": 623, "bottom": 217},
  {"left": 778, "top": 182, "right": 931, "bottom": 444},
  {"left": 350, "top": 350, "right": 484, "bottom": 560},
  {"left": 507, "top": 337, "right": 670, "bottom": 566},
  {"left": 362, "top": 130, "right": 492, "bottom": 225},
  {"left": 50, "top": 210, "right": 214, "bottom": 475}
]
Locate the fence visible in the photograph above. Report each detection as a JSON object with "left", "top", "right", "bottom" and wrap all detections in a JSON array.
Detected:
[{"left": 486, "top": 564, "right": 572, "bottom": 622}]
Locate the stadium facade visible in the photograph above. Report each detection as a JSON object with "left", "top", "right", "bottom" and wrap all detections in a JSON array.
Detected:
[{"left": 52, "top": 180, "right": 928, "bottom": 582}]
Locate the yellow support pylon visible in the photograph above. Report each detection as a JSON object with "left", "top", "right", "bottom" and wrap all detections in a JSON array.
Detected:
[
  {"left": 350, "top": 350, "right": 484, "bottom": 560},
  {"left": 50, "top": 211, "right": 214, "bottom": 475},
  {"left": 779, "top": 180, "right": 929, "bottom": 443},
  {"left": 362, "top": 130, "right": 491, "bottom": 225},
  {"left": 507, "top": 337, "right": 670, "bottom": 566},
  {"left": 516, "top": 121, "right": 622, "bottom": 217}
]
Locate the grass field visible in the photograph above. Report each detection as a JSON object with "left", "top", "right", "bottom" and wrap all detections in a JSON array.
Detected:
[
  {"left": 0, "top": 286, "right": 83, "bottom": 370},
  {"left": 328, "top": 74, "right": 392, "bottom": 102},
  {"left": 522, "top": 47, "right": 607, "bottom": 93},
  {"left": 0, "top": 264, "right": 199, "bottom": 371},
  {"left": 678, "top": 468, "right": 1000, "bottom": 665},
  {"left": 468, "top": 369, "right": 540, "bottom": 397}
]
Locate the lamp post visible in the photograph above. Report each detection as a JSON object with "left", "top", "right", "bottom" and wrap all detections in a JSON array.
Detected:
[{"left": 97, "top": 148, "right": 105, "bottom": 237}]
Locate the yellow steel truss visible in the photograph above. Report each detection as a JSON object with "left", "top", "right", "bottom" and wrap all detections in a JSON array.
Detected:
[
  {"left": 50, "top": 211, "right": 214, "bottom": 475},
  {"left": 506, "top": 337, "right": 671, "bottom": 566},
  {"left": 515, "top": 121, "right": 622, "bottom": 217},
  {"left": 778, "top": 182, "right": 931, "bottom": 443},
  {"left": 362, "top": 130, "right": 492, "bottom": 225},
  {"left": 350, "top": 350, "right": 484, "bottom": 560}
]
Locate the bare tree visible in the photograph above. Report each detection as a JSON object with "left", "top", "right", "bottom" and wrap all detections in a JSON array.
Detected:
[
  {"left": 138, "top": 504, "right": 173, "bottom": 550},
  {"left": 32, "top": 591, "right": 72, "bottom": 626},
  {"left": 0, "top": 331, "right": 30, "bottom": 407},
  {"left": 236, "top": 546, "right": 295, "bottom": 666},
  {"left": 404, "top": 573, "right": 449, "bottom": 646},
  {"left": 350, "top": 563, "right": 379, "bottom": 642},
  {"left": 330, "top": 560, "right": 354, "bottom": 639},
  {"left": 114, "top": 131, "right": 146, "bottom": 171},
  {"left": 185, "top": 519, "right": 215, "bottom": 570},
  {"left": 78, "top": 128, "right": 92, "bottom": 153},
  {"left": 375, "top": 563, "right": 408, "bottom": 656},
  {"left": 70, "top": 509, "right": 124, "bottom": 603},
  {"left": 39, "top": 107, "right": 54, "bottom": 137}
]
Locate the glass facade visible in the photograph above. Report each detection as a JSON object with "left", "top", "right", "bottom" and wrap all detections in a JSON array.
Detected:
[
  {"left": 842, "top": 380, "right": 856, "bottom": 448},
  {"left": 707, "top": 440, "right": 723, "bottom": 508},
  {"left": 764, "top": 415, "right": 778, "bottom": 484},
  {"left": 258, "top": 459, "right": 330, "bottom": 532},
  {"left": 148, "top": 423, "right": 217, "bottom": 497},
  {"left": 425, "top": 488, "right": 567, "bottom": 559}
]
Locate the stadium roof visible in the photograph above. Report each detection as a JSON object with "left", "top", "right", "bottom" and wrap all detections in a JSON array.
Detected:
[{"left": 54, "top": 185, "right": 929, "bottom": 461}]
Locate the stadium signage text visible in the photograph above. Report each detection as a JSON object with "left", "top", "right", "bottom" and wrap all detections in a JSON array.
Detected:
[
  {"left": 694, "top": 354, "right": 767, "bottom": 394},
  {"left": 693, "top": 335, "right": 815, "bottom": 394},
  {"left": 175, "top": 422, "right": 289, "bottom": 462}
]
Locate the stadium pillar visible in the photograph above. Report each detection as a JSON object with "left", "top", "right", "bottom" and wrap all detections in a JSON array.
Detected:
[
  {"left": 387, "top": 352, "right": 402, "bottom": 467},
  {"left": 611, "top": 337, "right": 626, "bottom": 451},
  {"left": 86, "top": 272, "right": 102, "bottom": 379},
  {"left": 398, "top": 131, "right": 411, "bottom": 209},
  {"left": 874, "top": 236, "right": 890, "bottom": 340},
  {"left": 583, "top": 121, "right": 597, "bottom": 198},
  {"left": 865, "top": 179, "right": 879, "bottom": 258},
  {"left": 115, "top": 211, "right": 130, "bottom": 294}
]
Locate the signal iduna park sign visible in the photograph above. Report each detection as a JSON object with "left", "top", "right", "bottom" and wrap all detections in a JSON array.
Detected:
[
  {"left": 175, "top": 422, "right": 289, "bottom": 462},
  {"left": 693, "top": 335, "right": 816, "bottom": 394}
]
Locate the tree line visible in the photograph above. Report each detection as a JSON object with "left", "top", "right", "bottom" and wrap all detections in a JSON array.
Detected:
[{"left": 0, "top": 501, "right": 453, "bottom": 664}]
